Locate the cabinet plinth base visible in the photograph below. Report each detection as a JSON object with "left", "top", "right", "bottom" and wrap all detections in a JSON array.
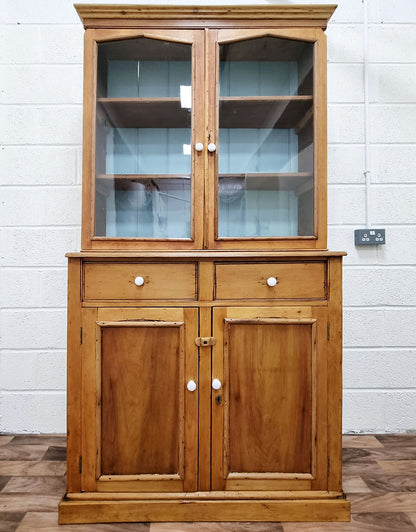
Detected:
[{"left": 59, "top": 493, "right": 350, "bottom": 524}]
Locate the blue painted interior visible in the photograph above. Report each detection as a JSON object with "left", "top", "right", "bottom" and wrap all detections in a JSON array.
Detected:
[{"left": 101, "top": 57, "right": 305, "bottom": 238}]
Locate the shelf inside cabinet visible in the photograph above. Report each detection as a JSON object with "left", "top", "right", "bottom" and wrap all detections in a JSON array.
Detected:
[
  {"left": 97, "top": 98, "right": 191, "bottom": 128},
  {"left": 219, "top": 172, "right": 313, "bottom": 193},
  {"left": 96, "top": 174, "right": 191, "bottom": 195},
  {"left": 97, "top": 174, "right": 191, "bottom": 180},
  {"left": 219, "top": 96, "right": 313, "bottom": 129}
]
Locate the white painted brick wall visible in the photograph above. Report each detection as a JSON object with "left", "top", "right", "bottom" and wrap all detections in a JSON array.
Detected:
[{"left": 0, "top": 0, "right": 415, "bottom": 433}]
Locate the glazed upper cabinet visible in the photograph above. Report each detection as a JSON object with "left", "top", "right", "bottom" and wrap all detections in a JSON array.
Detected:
[{"left": 82, "top": 22, "right": 327, "bottom": 250}]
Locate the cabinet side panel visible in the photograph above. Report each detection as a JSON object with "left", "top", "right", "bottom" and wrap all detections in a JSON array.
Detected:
[
  {"left": 66, "top": 258, "right": 82, "bottom": 492},
  {"left": 101, "top": 324, "right": 181, "bottom": 475},
  {"left": 327, "top": 256, "right": 343, "bottom": 491}
]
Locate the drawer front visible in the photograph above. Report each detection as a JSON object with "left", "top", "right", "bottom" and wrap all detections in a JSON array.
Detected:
[
  {"left": 83, "top": 262, "right": 197, "bottom": 301},
  {"left": 215, "top": 262, "right": 327, "bottom": 300}
]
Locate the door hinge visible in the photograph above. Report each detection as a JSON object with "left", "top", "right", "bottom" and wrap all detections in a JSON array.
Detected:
[
  {"left": 195, "top": 337, "right": 216, "bottom": 347},
  {"left": 79, "top": 455, "right": 82, "bottom": 474},
  {"left": 80, "top": 327, "right": 83, "bottom": 345},
  {"left": 327, "top": 322, "right": 330, "bottom": 341}
]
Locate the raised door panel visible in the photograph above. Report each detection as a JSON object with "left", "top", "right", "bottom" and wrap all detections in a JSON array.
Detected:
[
  {"left": 212, "top": 307, "right": 327, "bottom": 491},
  {"left": 101, "top": 324, "right": 180, "bottom": 475},
  {"left": 81, "top": 307, "right": 198, "bottom": 492}
]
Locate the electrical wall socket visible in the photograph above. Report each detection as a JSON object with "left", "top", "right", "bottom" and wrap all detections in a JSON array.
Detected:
[{"left": 355, "top": 229, "right": 385, "bottom": 245}]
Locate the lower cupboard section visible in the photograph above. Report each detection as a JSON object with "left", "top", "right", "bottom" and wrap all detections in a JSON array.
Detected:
[
  {"left": 62, "top": 253, "right": 349, "bottom": 523},
  {"left": 59, "top": 494, "right": 351, "bottom": 524}
]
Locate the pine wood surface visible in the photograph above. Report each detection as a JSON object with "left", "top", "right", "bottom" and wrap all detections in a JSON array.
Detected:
[
  {"left": 214, "top": 261, "right": 326, "bottom": 300},
  {"left": 100, "top": 324, "right": 182, "bottom": 476},
  {"left": 227, "top": 321, "right": 313, "bottom": 474},
  {"left": 64, "top": 255, "right": 345, "bottom": 520},
  {"left": 75, "top": 4, "right": 337, "bottom": 27},
  {"left": 67, "top": 251, "right": 347, "bottom": 258},
  {"left": 1, "top": 435, "right": 415, "bottom": 530},
  {"left": 83, "top": 261, "right": 197, "bottom": 301},
  {"left": 66, "top": 258, "right": 82, "bottom": 493}
]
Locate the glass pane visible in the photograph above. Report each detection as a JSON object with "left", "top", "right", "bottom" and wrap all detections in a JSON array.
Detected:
[
  {"left": 95, "top": 38, "right": 192, "bottom": 239},
  {"left": 218, "top": 37, "right": 314, "bottom": 238}
]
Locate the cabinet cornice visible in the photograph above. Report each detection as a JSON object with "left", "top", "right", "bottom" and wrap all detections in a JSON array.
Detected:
[{"left": 75, "top": 4, "right": 337, "bottom": 29}]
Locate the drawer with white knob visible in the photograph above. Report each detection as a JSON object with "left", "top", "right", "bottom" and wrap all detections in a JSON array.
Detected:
[
  {"left": 83, "top": 262, "right": 197, "bottom": 301},
  {"left": 214, "top": 262, "right": 327, "bottom": 300}
]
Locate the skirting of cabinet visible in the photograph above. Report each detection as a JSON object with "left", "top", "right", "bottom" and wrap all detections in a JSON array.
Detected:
[{"left": 59, "top": 493, "right": 351, "bottom": 523}]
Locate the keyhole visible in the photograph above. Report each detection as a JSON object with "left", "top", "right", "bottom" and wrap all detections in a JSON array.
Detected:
[{"left": 215, "top": 395, "right": 222, "bottom": 405}]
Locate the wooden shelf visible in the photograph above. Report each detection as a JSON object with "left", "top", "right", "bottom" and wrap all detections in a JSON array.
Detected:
[
  {"left": 96, "top": 174, "right": 191, "bottom": 195},
  {"left": 97, "top": 98, "right": 191, "bottom": 128},
  {"left": 219, "top": 96, "right": 313, "bottom": 129},
  {"left": 97, "top": 174, "right": 190, "bottom": 180},
  {"left": 96, "top": 174, "right": 312, "bottom": 193},
  {"left": 96, "top": 96, "right": 312, "bottom": 130},
  {"left": 219, "top": 172, "right": 312, "bottom": 178},
  {"left": 219, "top": 172, "right": 313, "bottom": 192}
]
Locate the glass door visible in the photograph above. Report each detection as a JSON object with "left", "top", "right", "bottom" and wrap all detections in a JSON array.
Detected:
[
  {"left": 207, "top": 29, "right": 325, "bottom": 249},
  {"left": 85, "top": 30, "right": 204, "bottom": 249}
]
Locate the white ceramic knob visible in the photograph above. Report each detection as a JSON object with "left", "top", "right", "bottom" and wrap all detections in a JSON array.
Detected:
[
  {"left": 207, "top": 143, "right": 217, "bottom": 153},
  {"left": 195, "top": 142, "right": 204, "bottom": 152},
  {"left": 212, "top": 378, "right": 222, "bottom": 390},
  {"left": 134, "top": 276, "right": 145, "bottom": 287},
  {"left": 267, "top": 276, "right": 277, "bottom": 287},
  {"left": 187, "top": 380, "right": 197, "bottom": 392}
]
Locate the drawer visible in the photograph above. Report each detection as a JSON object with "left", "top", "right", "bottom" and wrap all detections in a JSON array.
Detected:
[
  {"left": 215, "top": 262, "right": 326, "bottom": 300},
  {"left": 83, "top": 262, "right": 197, "bottom": 301}
]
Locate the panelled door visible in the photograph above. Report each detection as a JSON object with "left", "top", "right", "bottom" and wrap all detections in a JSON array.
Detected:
[
  {"left": 81, "top": 305, "right": 328, "bottom": 493},
  {"left": 211, "top": 307, "right": 328, "bottom": 491},
  {"left": 81, "top": 307, "right": 199, "bottom": 493}
]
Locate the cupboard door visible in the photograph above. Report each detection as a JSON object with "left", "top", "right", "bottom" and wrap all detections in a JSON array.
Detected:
[
  {"left": 83, "top": 28, "right": 205, "bottom": 250},
  {"left": 207, "top": 28, "right": 327, "bottom": 250},
  {"left": 81, "top": 307, "right": 198, "bottom": 492},
  {"left": 212, "top": 307, "right": 327, "bottom": 491}
]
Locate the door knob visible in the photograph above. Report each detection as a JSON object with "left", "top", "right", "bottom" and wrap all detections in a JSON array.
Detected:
[
  {"left": 207, "top": 143, "right": 216, "bottom": 153},
  {"left": 134, "top": 276, "right": 145, "bottom": 286},
  {"left": 195, "top": 142, "right": 204, "bottom": 152},
  {"left": 212, "top": 378, "right": 222, "bottom": 390},
  {"left": 187, "top": 380, "right": 197, "bottom": 392},
  {"left": 267, "top": 276, "right": 278, "bottom": 287}
]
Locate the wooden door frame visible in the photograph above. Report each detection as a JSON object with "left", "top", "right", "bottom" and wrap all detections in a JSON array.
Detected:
[
  {"left": 205, "top": 27, "right": 327, "bottom": 250},
  {"left": 80, "top": 307, "right": 199, "bottom": 493},
  {"left": 211, "top": 306, "right": 328, "bottom": 491},
  {"left": 81, "top": 28, "right": 205, "bottom": 251}
]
